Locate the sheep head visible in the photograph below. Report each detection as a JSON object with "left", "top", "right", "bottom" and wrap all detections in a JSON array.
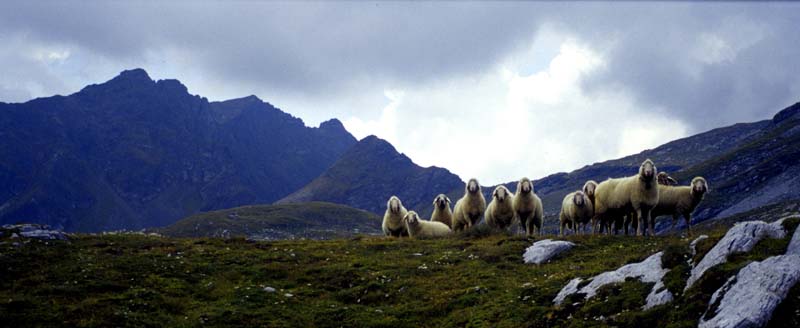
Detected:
[
  {"left": 517, "top": 177, "right": 533, "bottom": 194},
  {"left": 582, "top": 180, "right": 597, "bottom": 198},
  {"left": 573, "top": 191, "right": 586, "bottom": 207},
  {"left": 492, "top": 186, "right": 510, "bottom": 202},
  {"left": 433, "top": 194, "right": 450, "bottom": 209},
  {"left": 387, "top": 196, "right": 402, "bottom": 213},
  {"left": 691, "top": 177, "right": 708, "bottom": 196},
  {"left": 403, "top": 211, "right": 420, "bottom": 227},
  {"left": 639, "top": 159, "right": 657, "bottom": 182},
  {"left": 466, "top": 178, "right": 481, "bottom": 194}
]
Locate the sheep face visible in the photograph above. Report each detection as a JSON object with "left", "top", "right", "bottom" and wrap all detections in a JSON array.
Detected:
[
  {"left": 466, "top": 178, "right": 480, "bottom": 194},
  {"left": 582, "top": 181, "right": 597, "bottom": 198},
  {"left": 433, "top": 194, "right": 451, "bottom": 209},
  {"left": 657, "top": 172, "right": 678, "bottom": 186},
  {"left": 573, "top": 191, "right": 586, "bottom": 206},
  {"left": 403, "top": 211, "right": 420, "bottom": 227},
  {"left": 387, "top": 196, "right": 402, "bottom": 214},
  {"left": 518, "top": 178, "right": 533, "bottom": 194},
  {"left": 691, "top": 177, "right": 708, "bottom": 196},
  {"left": 639, "top": 159, "right": 657, "bottom": 181},
  {"left": 492, "top": 186, "right": 510, "bottom": 202}
]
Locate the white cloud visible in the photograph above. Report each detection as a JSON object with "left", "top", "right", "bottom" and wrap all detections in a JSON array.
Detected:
[{"left": 342, "top": 28, "right": 689, "bottom": 185}]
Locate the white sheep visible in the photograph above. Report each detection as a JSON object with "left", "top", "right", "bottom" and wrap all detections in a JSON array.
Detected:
[
  {"left": 512, "top": 177, "right": 544, "bottom": 236},
  {"left": 559, "top": 190, "right": 594, "bottom": 236},
  {"left": 452, "top": 178, "right": 487, "bottom": 232},
  {"left": 592, "top": 159, "right": 660, "bottom": 236},
  {"left": 382, "top": 195, "right": 408, "bottom": 237},
  {"left": 485, "top": 185, "right": 516, "bottom": 230},
  {"left": 634, "top": 176, "right": 708, "bottom": 236},
  {"left": 430, "top": 194, "right": 453, "bottom": 229},
  {"left": 404, "top": 211, "right": 452, "bottom": 238}
]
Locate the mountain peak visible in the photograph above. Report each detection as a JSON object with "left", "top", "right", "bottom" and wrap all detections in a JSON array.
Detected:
[
  {"left": 772, "top": 102, "right": 800, "bottom": 124},
  {"left": 319, "top": 118, "right": 345, "bottom": 130},
  {"left": 112, "top": 68, "right": 153, "bottom": 84}
]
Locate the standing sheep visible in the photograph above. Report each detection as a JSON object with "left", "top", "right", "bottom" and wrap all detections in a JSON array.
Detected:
[
  {"left": 430, "top": 194, "right": 454, "bottom": 228},
  {"left": 582, "top": 180, "right": 598, "bottom": 206},
  {"left": 650, "top": 176, "right": 708, "bottom": 236},
  {"left": 559, "top": 191, "right": 594, "bottom": 236},
  {"left": 485, "top": 186, "right": 516, "bottom": 230},
  {"left": 513, "top": 177, "right": 544, "bottom": 236},
  {"left": 592, "top": 159, "right": 660, "bottom": 236},
  {"left": 452, "top": 178, "right": 487, "bottom": 232},
  {"left": 403, "top": 211, "right": 452, "bottom": 238},
  {"left": 382, "top": 195, "right": 409, "bottom": 237}
]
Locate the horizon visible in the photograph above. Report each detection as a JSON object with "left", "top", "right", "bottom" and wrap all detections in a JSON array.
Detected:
[{"left": 2, "top": 2, "right": 799, "bottom": 184}]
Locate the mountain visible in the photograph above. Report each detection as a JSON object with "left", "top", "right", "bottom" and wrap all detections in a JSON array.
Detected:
[
  {"left": 277, "top": 135, "right": 465, "bottom": 216},
  {"left": 0, "top": 69, "right": 357, "bottom": 232},
  {"left": 515, "top": 102, "right": 800, "bottom": 232},
  {"left": 159, "top": 202, "right": 381, "bottom": 240}
]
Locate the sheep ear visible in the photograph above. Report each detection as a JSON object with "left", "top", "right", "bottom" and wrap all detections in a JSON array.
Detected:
[{"left": 446, "top": 197, "right": 451, "bottom": 203}]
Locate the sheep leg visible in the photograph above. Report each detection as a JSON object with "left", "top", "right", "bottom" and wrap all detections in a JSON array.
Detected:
[
  {"left": 646, "top": 208, "right": 655, "bottom": 237},
  {"left": 636, "top": 208, "right": 645, "bottom": 236},
  {"left": 684, "top": 212, "right": 692, "bottom": 237}
]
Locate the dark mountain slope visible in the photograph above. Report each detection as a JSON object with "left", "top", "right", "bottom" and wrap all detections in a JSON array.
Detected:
[
  {"left": 0, "top": 69, "right": 356, "bottom": 231},
  {"left": 277, "top": 136, "right": 465, "bottom": 216}
]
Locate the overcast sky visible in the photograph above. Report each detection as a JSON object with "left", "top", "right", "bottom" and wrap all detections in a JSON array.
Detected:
[{"left": 2, "top": 1, "right": 799, "bottom": 184}]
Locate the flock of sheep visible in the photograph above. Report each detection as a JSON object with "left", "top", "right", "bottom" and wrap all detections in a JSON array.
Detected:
[{"left": 383, "top": 159, "right": 709, "bottom": 238}]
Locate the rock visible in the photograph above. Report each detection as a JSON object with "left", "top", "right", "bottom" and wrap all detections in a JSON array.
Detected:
[
  {"left": 786, "top": 217, "right": 800, "bottom": 256},
  {"left": 645, "top": 280, "right": 674, "bottom": 310},
  {"left": 554, "top": 252, "right": 671, "bottom": 310},
  {"left": 690, "top": 235, "right": 709, "bottom": 257},
  {"left": 10, "top": 233, "right": 19, "bottom": 239},
  {"left": 699, "top": 254, "right": 800, "bottom": 328},
  {"left": 284, "top": 293, "right": 293, "bottom": 298},
  {"left": 263, "top": 287, "right": 276, "bottom": 293},
  {"left": 2, "top": 224, "right": 68, "bottom": 240},
  {"left": 686, "top": 220, "right": 787, "bottom": 291},
  {"left": 523, "top": 239, "right": 575, "bottom": 265},
  {"left": 553, "top": 278, "right": 583, "bottom": 305}
]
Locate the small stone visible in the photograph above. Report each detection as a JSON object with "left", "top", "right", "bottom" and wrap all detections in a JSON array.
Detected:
[
  {"left": 284, "top": 293, "right": 293, "bottom": 297},
  {"left": 263, "top": 287, "right": 276, "bottom": 293}
]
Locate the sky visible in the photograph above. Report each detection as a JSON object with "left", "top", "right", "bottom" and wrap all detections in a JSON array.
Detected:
[{"left": 1, "top": 1, "right": 799, "bottom": 185}]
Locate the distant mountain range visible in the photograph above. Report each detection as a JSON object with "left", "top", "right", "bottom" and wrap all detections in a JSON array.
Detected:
[
  {"left": 2, "top": 68, "right": 798, "bottom": 235},
  {"left": 0, "top": 69, "right": 355, "bottom": 231}
]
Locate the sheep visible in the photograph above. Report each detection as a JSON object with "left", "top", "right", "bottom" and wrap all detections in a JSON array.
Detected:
[
  {"left": 559, "top": 191, "right": 594, "bottom": 236},
  {"left": 382, "top": 195, "right": 409, "bottom": 237},
  {"left": 627, "top": 177, "right": 708, "bottom": 236},
  {"left": 512, "top": 177, "right": 544, "bottom": 236},
  {"left": 430, "top": 194, "right": 453, "bottom": 228},
  {"left": 582, "top": 180, "right": 598, "bottom": 206},
  {"left": 403, "top": 211, "right": 452, "bottom": 238},
  {"left": 657, "top": 172, "right": 678, "bottom": 186},
  {"left": 485, "top": 185, "right": 516, "bottom": 230},
  {"left": 592, "top": 159, "right": 660, "bottom": 236},
  {"left": 452, "top": 178, "right": 487, "bottom": 232}
]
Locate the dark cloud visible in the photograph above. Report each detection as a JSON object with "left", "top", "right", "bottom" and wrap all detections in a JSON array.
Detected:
[{"left": 0, "top": 1, "right": 798, "bottom": 131}]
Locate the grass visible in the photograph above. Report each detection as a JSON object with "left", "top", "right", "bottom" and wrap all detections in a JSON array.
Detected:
[{"left": 1, "top": 217, "right": 798, "bottom": 327}]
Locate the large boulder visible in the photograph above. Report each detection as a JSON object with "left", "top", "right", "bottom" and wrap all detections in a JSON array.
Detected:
[
  {"left": 554, "top": 252, "right": 673, "bottom": 309},
  {"left": 699, "top": 254, "right": 800, "bottom": 328},
  {"left": 686, "top": 219, "right": 787, "bottom": 291}
]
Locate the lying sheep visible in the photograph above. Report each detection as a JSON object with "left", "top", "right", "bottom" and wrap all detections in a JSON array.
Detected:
[
  {"left": 485, "top": 185, "right": 516, "bottom": 230},
  {"left": 593, "top": 159, "right": 660, "bottom": 236},
  {"left": 403, "top": 211, "right": 452, "bottom": 238},
  {"left": 382, "top": 195, "right": 409, "bottom": 237},
  {"left": 648, "top": 176, "right": 708, "bottom": 236},
  {"left": 559, "top": 191, "right": 594, "bottom": 235},
  {"left": 430, "top": 194, "right": 453, "bottom": 228},
  {"left": 453, "top": 178, "right": 487, "bottom": 232},
  {"left": 513, "top": 177, "right": 544, "bottom": 236}
]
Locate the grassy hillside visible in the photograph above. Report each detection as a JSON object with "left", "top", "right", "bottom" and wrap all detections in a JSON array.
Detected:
[
  {"left": 159, "top": 202, "right": 382, "bottom": 240},
  {"left": 2, "top": 215, "right": 799, "bottom": 327}
]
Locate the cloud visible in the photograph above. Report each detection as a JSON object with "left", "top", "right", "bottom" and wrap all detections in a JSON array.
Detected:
[
  {"left": 343, "top": 29, "right": 688, "bottom": 184},
  {"left": 0, "top": 2, "right": 797, "bottom": 184}
]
